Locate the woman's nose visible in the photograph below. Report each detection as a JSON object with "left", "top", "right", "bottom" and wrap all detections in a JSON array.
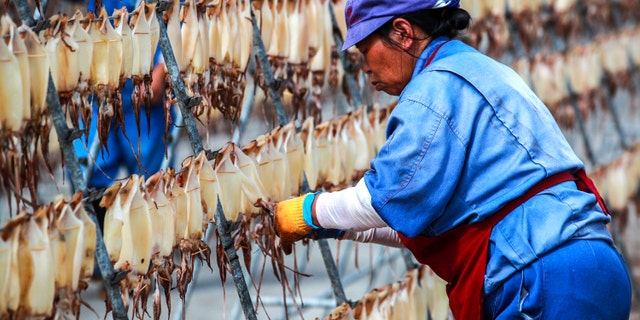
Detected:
[{"left": 362, "top": 58, "right": 371, "bottom": 74}]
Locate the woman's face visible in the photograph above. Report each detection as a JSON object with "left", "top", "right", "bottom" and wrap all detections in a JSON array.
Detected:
[{"left": 356, "top": 33, "right": 417, "bottom": 96}]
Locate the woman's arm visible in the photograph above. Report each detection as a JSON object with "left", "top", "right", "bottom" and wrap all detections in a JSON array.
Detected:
[
  {"left": 341, "top": 227, "right": 404, "bottom": 248},
  {"left": 314, "top": 179, "right": 388, "bottom": 231}
]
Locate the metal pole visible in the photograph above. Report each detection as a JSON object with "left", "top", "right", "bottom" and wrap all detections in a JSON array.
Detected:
[
  {"left": 82, "top": 130, "right": 102, "bottom": 183},
  {"left": 298, "top": 184, "right": 350, "bottom": 310},
  {"left": 161, "top": 106, "right": 183, "bottom": 170},
  {"left": 234, "top": 53, "right": 257, "bottom": 144},
  {"left": 153, "top": 4, "right": 258, "bottom": 319},
  {"left": 14, "top": 0, "right": 35, "bottom": 27},
  {"left": 155, "top": 12, "right": 204, "bottom": 155},
  {"left": 214, "top": 200, "right": 258, "bottom": 320},
  {"left": 250, "top": 7, "right": 289, "bottom": 126},
  {"left": 317, "top": 239, "right": 350, "bottom": 307}
]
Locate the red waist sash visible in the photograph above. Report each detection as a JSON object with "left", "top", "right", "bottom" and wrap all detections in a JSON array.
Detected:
[{"left": 398, "top": 169, "right": 609, "bottom": 319}]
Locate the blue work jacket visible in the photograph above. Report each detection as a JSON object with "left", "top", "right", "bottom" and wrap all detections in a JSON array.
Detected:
[{"left": 363, "top": 37, "right": 613, "bottom": 294}]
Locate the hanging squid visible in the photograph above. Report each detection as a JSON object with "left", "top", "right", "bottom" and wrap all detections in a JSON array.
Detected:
[
  {"left": 0, "top": 16, "right": 27, "bottom": 210},
  {"left": 130, "top": 0, "right": 156, "bottom": 137}
]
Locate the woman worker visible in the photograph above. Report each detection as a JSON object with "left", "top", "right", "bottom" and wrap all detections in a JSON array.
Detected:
[{"left": 274, "top": 0, "right": 632, "bottom": 318}]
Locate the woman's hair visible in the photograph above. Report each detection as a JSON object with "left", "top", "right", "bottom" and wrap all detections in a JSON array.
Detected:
[{"left": 376, "top": 8, "right": 471, "bottom": 53}]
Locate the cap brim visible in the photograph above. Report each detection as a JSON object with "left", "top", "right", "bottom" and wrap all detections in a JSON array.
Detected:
[{"left": 341, "top": 16, "right": 394, "bottom": 51}]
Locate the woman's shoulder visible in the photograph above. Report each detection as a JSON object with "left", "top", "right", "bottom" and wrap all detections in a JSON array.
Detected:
[
  {"left": 428, "top": 42, "right": 510, "bottom": 81},
  {"left": 400, "top": 62, "right": 488, "bottom": 116}
]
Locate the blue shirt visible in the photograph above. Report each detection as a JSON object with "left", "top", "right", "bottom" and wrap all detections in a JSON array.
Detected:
[
  {"left": 363, "top": 37, "right": 613, "bottom": 294},
  {"left": 88, "top": 0, "right": 139, "bottom": 13},
  {"left": 74, "top": 0, "right": 170, "bottom": 188}
]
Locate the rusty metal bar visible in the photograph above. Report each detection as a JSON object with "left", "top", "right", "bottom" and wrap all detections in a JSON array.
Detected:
[
  {"left": 155, "top": 16, "right": 205, "bottom": 155},
  {"left": 152, "top": 4, "right": 258, "bottom": 320},
  {"left": 250, "top": 7, "right": 289, "bottom": 126},
  {"left": 214, "top": 199, "right": 259, "bottom": 320}
]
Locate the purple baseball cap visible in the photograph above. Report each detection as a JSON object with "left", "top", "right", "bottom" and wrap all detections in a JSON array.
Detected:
[{"left": 341, "top": 0, "right": 460, "bottom": 50}]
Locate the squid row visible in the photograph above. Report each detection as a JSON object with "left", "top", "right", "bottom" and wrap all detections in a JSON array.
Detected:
[
  {"left": 252, "top": 0, "right": 355, "bottom": 123},
  {"left": 0, "top": 15, "right": 48, "bottom": 133},
  {"left": 0, "top": 0, "right": 347, "bottom": 161},
  {"left": 510, "top": 26, "right": 640, "bottom": 129},
  {"left": 591, "top": 143, "right": 640, "bottom": 213},
  {"left": 92, "top": 103, "right": 391, "bottom": 318},
  {"left": 0, "top": 192, "right": 96, "bottom": 319},
  {"left": 166, "top": 0, "right": 254, "bottom": 122},
  {"left": 0, "top": 2, "right": 161, "bottom": 213},
  {"left": 322, "top": 265, "right": 449, "bottom": 320},
  {"left": 0, "top": 14, "right": 52, "bottom": 212},
  {"left": 43, "top": 3, "right": 160, "bottom": 151},
  {"left": 465, "top": 0, "right": 640, "bottom": 59}
]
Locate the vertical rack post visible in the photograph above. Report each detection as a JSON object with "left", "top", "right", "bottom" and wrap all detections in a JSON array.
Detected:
[
  {"left": 250, "top": 8, "right": 289, "bottom": 126},
  {"left": 317, "top": 239, "right": 349, "bottom": 306},
  {"left": 155, "top": 18, "right": 204, "bottom": 154},
  {"left": 249, "top": 1, "right": 353, "bottom": 309},
  {"left": 153, "top": 3, "right": 258, "bottom": 319}
]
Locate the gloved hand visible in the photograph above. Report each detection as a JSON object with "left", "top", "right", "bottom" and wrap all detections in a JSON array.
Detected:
[
  {"left": 274, "top": 192, "right": 318, "bottom": 245},
  {"left": 274, "top": 192, "right": 344, "bottom": 249}
]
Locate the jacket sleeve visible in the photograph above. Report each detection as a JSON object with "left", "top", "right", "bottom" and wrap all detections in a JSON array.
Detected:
[
  {"left": 364, "top": 98, "right": 466, "bottom": 238},
  {"left": 315, "top": 179, "right": 388, "bottom": 231}
]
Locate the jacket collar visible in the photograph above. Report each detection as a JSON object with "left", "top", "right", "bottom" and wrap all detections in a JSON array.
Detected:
[{"left": 412, "top": 36, "right": 452, "bottom": 79}]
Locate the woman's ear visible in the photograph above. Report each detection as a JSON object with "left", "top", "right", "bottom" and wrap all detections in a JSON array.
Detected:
[{"left": 390, "top": 18, "right": 415, "bottom": 50}]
